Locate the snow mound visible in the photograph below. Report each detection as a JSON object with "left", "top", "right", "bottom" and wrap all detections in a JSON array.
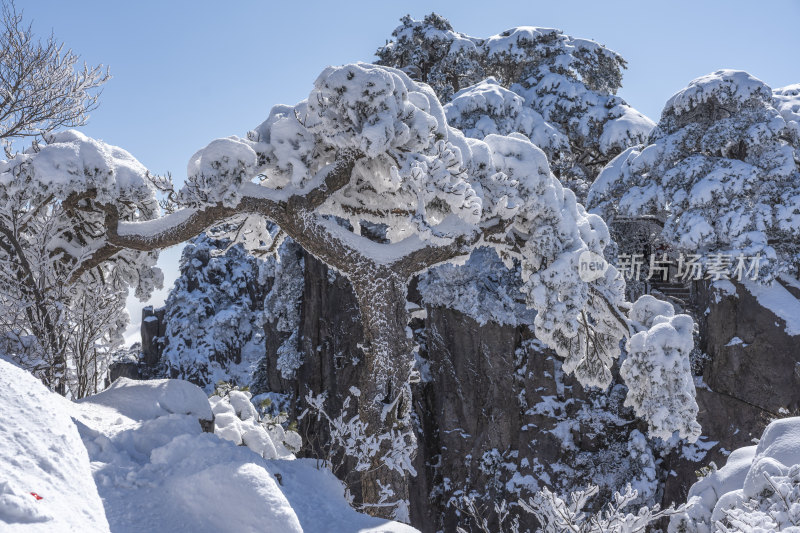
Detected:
[
  {"left": 670, "top": 416, "right": 800, "bottom": 532},
  {"left": 74, "top": 377, "right": 415, "bottom": 532},
  {"left": 2, "top": 362, "right": 416, "bottom": 532},
  {"left": 79, "top": 377, "right": 213, "bottom": 422},
  {"left": 268, "top": 459, "right": 420, "bottom": 533},
  {"left": 72, "top": 377, "right": 304, "bottom": 532},
  {"left": 210, "top": 389, "right": 300, "bottom": 459},
  {"left": 0, "top": 357, "right": 110, "bottom": 532}
]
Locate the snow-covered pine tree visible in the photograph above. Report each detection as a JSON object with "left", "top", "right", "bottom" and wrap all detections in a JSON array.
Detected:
[
  {"left": 588, "top": 70, "right": 800, "bottom": 281},
  {"left": 159, "top": 231, "right": 269, "bottom": 392},
  {"left": 376, "top": 19, "right": 665, "bottom": 437},
  {"left": 376, "top": 13, "right": 654, "bottom": 195},
  {"left": 18, "top": 63, "right": 697, "bottom": 517}
]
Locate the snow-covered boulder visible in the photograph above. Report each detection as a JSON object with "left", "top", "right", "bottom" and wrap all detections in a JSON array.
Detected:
[
  {"left": 81, "top": 377, "right": 213, "bottom": 422},
  {"left": 670, "top": 416, "right": 800, "bottom": 532},
  {"left": 0, "top": 357, "right": 110, "bottom": 532}
]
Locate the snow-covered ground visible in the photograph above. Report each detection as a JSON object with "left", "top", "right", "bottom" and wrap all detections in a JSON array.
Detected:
[
  {"left": 0, "top": 356, "right": 109, "bottom": 532},
  {"left": 0, "top": 357, "right": 418, "bottom": 532}
]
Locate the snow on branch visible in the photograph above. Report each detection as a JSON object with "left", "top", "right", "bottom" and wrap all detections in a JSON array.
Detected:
[
  {"left": 0, "top": 62, "right": 702, "bottom": 441},
  {"left": 377, "top": 14, "right": 654, "bottom": 195}
]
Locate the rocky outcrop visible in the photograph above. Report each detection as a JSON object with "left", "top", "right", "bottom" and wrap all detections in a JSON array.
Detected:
[
  {"left": 261, "top": 252, "right": 660, "bottom": 531},
  {"left": 700, "top": 280, "right": 800, "bottom": 414},
  {"left": 412, "top": 306, "right": 659, "bottom": 531},
  {"left": 107, "top": 359, "right": 140, "bottom": 383},
  {"left": 660, "top": 278, "right": 800, "bottom": 507},
  {"left": 259, "top": 250, "right": 365, "bottom": 431},
  {"left": 138, "top": 235, "right": 800, "bottom": 531},
  {"left": 140, "top": 306, "right": 166, "bottom": 368},
  {"left": 106, "top": 307, "right": 167, "bottom": 385},
  {"left": 258, "top": 257, "right": 800, "bottom": 531}
]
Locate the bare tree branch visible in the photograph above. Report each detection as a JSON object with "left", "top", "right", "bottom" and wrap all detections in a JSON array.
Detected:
[{"left": 0, "top": 0, "right": 109, "bottom": 145}]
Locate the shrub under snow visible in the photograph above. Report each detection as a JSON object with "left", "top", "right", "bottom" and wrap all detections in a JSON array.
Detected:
[
  {"left": 210, "top": 385, "right": 302, "bottom": 460},
  {"left": 670, "top": 416, "right": 800, "bottom": 532},
  {"left": 622, "top": 295, "right": 701, "bottom": 442}
]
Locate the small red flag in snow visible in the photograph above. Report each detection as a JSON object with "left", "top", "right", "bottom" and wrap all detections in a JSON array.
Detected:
[{"left": 30, "top": 492, "right": 43, "bottom": 500}]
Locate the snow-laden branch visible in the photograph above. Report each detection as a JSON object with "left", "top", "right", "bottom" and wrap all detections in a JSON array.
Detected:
[{"left": 1, "top": 62, "right": 702, "bottom": 444}]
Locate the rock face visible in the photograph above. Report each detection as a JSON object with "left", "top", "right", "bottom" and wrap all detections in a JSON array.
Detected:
[
  {"left": 106, "top": 307, "right": 166, "bottom": 386},
  {"left": 140, "top": 306, "right": 166, "bottom": 368},
  {"left": 259, "top": 251, "right": 365, "bottom": 452},
  {"left": 411, "top": 307, "right": 640, "bottom": 531},
  {"left": 701, "top": 281, "right": 800, "bottom": 414},
  {"left": 413, "top": 306, "right": 529, "bottom": 529},
  {"left": 260, "top": 252, "right": 661, "bottom": 531},
  {"left": 140, "top": 240, "right": 800, "bottom": 531},
  {"left": 660, "top": 279, "right": 800, "bottom": 508},
  {"left": 107, "top": 360, "right": 140, "bottom": 383},
  {"left": 259, "top": 258, "right": 800, "bottom": 531}
]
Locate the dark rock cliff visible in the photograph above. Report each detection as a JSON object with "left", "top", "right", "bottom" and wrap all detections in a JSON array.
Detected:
[{"left": 136, "top": 252, "right": 800, "bottom": 531}]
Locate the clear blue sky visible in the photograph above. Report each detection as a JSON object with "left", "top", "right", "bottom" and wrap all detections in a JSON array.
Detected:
[{"left": 18, "top": 0, "right": 800, "bottom": 343}]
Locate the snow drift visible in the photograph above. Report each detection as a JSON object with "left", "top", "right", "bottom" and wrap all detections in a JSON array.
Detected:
[
  {"left": 0, "top": 357, "right": 418, "bottom": 532},
  {"left": 0, "top": 356, "right": 110, "bottom": 531}
]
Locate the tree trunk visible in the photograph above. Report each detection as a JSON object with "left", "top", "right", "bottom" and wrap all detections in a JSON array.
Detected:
[{"left": 350, "top": 264, "right": 416, "bottom": 520}]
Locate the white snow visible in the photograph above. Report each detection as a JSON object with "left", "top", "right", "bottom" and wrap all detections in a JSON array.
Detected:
[
  {"left": 725, "top": 337, "right": 747, "bottom": 347},
  {"left": 774, "top": 84, "right": 800, "bottom": 143},
  {"left": 418, "top": 247, "right": 534, "bottom": 326},
  {"left": 589, "top": 69, "right": 800, "bottom": 281},
  {"left": 0, "top": 130, "right": 153, "bottom": 204},
  {"left": 664, "top": 70, "right": 772, "bottom": 116},
  {"left": 78, "top": 377, "right": 213, "bottom": 422},
  {"left": 669, "top": 444, "right": 757, "bottom": 533},
  {"left": 622, "top": 297, "right": 700, "bottom": 442},
  {"left": 0, "top": 357, "right": 418, "bottom": 533},
  {"left": 670, "top": 417, "right": 800, "bottom": 532},
  {"left": 0, "top": 357, "right": 110, "bottom": 532}
]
